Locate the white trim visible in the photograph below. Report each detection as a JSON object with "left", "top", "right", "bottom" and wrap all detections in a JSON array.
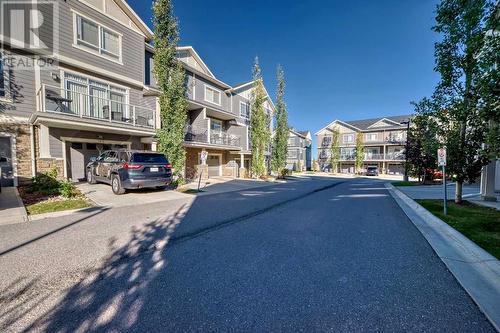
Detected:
[
  {"left": 32, "top": 116, "right": 155, "bottom": 136},
  {"left": 0, "top": 132, "right": 18, "bottom": 187},
  {"left": 176, "top": 46, "right": 215, "bottom": 78},
  {"left": 204, "top": 84, "right": 222, "bottom": 106},
  {"left": 60, "top": 136, "right": 132, "bottom": 146},
  {"left": 315, "top": 119, "right": 362, "bottom": 135},
  {"left": 367, "top": 118, "right": 401, "bottom": 128},
  {"left": 72, "top": 10, "right": 123, "bottom": 65},
  {"left": 39, "top": 124, "right": 51, "bottom": 158},
  {"left": 239, "top": 101, "right": 250, "bottom": 119},
  {"left": 30, "top": 125, "right": 36, "bottom": 177},
  {"left": 78, "top": 0, "right": 149, "bottom": 38}
]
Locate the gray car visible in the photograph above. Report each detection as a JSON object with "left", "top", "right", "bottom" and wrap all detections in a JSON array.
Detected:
[{"left": 86, "top": 150, "right": 172, "bottom": 195}]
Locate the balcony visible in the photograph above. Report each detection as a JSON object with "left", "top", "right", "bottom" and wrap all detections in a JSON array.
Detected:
[
  {"left": 38, "top": 85, "right": 156, "bottom": 129},
  {"left": 184, "top": 125, "right": 241, "bottom": 148},
  {"left": 364, "top": 153, "right": 385, "bottom": 161}
]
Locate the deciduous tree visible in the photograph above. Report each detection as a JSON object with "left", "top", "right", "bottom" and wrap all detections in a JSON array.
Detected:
[
  {"left": 329, "top": 129, "right": 340, "bottom": 173},
  {"left": 153, "top": 0, "right": 188, "bottom": 183},
  {"left": 271, "top": 65, "right": 288, "bottom": 176},
  {"left": 355, "top": 133, "right": 364, "bottom": 174},
  {"left": 250, "top": 57, "right": 270, "bottom": 178}
]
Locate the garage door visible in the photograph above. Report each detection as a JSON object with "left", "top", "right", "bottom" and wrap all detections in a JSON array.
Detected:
[
  {"left": 207, "top": 155, "right": 221, "bottom": 177},
  {"left": 68, "top": 142, "right": 99, "bottom": 182},
  {"left": 0, "top": 137, "right": 13, "bottom": 187}
]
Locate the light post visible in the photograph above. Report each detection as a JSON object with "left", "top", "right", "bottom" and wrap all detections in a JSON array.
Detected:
[{"left": 400, "top": 120, "right": 411, "bottom": 182}]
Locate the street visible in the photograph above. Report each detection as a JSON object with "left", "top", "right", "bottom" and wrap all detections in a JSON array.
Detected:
[{"left": 0, "top": 176, "right": 494, "bottom": 332}]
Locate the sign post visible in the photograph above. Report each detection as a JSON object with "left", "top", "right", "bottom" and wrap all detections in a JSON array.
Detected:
[
  {"left": 438, "top": 148, "right": 447, "bottom": 215},
  {"left": 198, "top": 151, "right": 208, "bottom": 192}
]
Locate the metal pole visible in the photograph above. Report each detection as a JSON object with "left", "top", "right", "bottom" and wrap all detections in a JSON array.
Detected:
[
  {"left": 197, "top": 169, "right": 202, "bottom": 192},
  {"left": 443, "top": 165, "right": 447, "bottom": 215}
]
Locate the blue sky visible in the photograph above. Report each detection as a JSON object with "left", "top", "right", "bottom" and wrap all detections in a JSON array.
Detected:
[{"left": 129, "top": 0, "right": 440, "bottom": 136}]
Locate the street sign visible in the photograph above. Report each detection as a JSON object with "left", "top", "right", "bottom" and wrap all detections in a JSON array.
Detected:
[
  {"left": 438, "top": 148, "right": 446, "bottom": 166},
  {"left": 200, "top": 151, "right": 208, "bottom": 164}
]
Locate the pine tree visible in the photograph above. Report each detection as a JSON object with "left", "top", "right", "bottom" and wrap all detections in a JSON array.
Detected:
[
  {"left": 250, "top": 57, "right": 270, "bottom": 178},
  {"left": 271, "top": 65, "right": 288, "bottom": 177},
  {"left": 329, "top": 129, "right": 340, "bottom": 173},
  {"left": 153, "top": 0, "right": 188, "bottom": 183},
  {"left": 355, "top": 133, "right": 364, "bottom": 174}
]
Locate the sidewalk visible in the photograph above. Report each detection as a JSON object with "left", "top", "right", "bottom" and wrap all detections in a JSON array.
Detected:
[{"left": 0, "top": 187, "right": 28, "bottom": 225}]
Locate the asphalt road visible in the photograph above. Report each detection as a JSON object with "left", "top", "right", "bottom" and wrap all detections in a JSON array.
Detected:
[{"left": 0, "top": 176, "right": 494, "bottom": 332}]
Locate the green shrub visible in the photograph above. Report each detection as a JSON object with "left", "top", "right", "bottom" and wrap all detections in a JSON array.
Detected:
[
  {"left": 280, "top": 168, "right": 291, "bottom": 178},
  {"left": 59, "top": 180, "right": 76, "bottom": 198},
  {"left": 29, "top": 168, "right": 60, "bottom": 195}
]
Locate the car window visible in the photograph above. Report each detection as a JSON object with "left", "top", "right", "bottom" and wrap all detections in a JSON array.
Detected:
[
  {"left": 97, "top": 152, "right": 107, "bottom": 161},
  {"left": 104, "top": 151, "right": 118, "bottom": 162},
  {"left": 131, "top": 153, "right": 168, "bottom": 164},
  {"left": 119, "top": 152, "right": 129, "bottom": 162}
]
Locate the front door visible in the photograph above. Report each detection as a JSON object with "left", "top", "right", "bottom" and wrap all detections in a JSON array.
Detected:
[
  {"left": 207, "top": 154, "right": 221, "bottom": 177},
  {"left": 0, "top": 137, "right": 13, "bottom": 187}
]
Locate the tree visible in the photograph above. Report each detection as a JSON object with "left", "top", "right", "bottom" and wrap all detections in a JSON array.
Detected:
[
  {"left": 355, "top": 133, "right": 364, "bottom": 174},
  {"left": 250, "top": 57, "right": 271, "bottom": 178},
  {"left": 425, "top": 0, "right": 495, "bottom": 203},
  {"left": 406, "top": 100, "right": 440, "bottom": 183},
  {"left": 153, "top": 0, "right": 188, "bottom": 183},
  {"left": 477, "top": 4, "right": 500, "bottom": 158},
  {"left": 271, "top": 65, "right": 288, "bottom": 176},
  {"left": 329, "top": 129, "right": 340, "bottom": 173}
]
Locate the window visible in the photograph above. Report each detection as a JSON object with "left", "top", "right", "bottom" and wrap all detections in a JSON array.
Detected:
[
  {"left": 343, "top": 134, "right": 354, "bottom": 143},
  {"left": 204, "top": 85, "right": 221, "bottom": 105},
  {"left": 71, "top": 142, "right": 83, "bottom": 149},
  {"left": 240, "top": 101, "right": 250, "bottom": 119},
  {"left": 63, "top": 72, "right": 128, "bottom": 118},
  {"left": 210, "top": 119, "right": 223, "bottom": 133},
  {"left": 75, "top": 13, "right": 122, "bottom": 62},
  {"left": 366, "top": 133, "right": 378, "bottom": 141},
  {"left": 86, "top": 143, "right": 97, "bottom": 150}
]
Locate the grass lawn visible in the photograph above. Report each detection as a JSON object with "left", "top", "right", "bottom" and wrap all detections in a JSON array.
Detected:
[
  {"left": 178, "top": 188, "right": 204, "bottom": 194},
  {"left": 416, "top": 199, "right": 500, "bottom": 259},
  {"left": 392, "top": 181, "right": 422, "bottom": 186},
  {"left": 26, "top": 198, "right": 91, "bottom": 215}
]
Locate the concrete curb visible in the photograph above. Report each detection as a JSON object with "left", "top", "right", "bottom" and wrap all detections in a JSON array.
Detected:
[
  {"left": 14, "top": 187, "right": 29, "bottom": 223},
  {"left": 28, "top": 205, "right": 107, "bottom": 221},
  {"left": 385, "top": 183, "right": 500, "bottom": 331}
]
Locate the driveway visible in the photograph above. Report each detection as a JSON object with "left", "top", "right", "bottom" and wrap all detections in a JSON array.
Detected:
[
  {"left": 77, "top": 182, "right": 190, "bottom": 207},
  {"left": 0, "top": 176, "right": 494, "bottom": 332}
]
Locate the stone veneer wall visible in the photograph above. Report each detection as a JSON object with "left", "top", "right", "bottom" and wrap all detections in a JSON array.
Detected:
[
  {"left": 33, "top": 126, "right": 64, "bottom": 179},
  {"left": 0, "top": 122, "right": 33, "bottom": 185},
  {"left": 185, "top": 147, "right": 239, "bottom": 180}
]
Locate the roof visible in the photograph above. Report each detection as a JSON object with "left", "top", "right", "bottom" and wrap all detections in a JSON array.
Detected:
[
  {"left": 315, "top": 114, "right": 413, "bottom": 135},
  {"left": 176, "top": 46, "right": 216, "bottom": 78},
  {"left": 290, "top": 129, "right": 311, "bottom": 140},
  {"left": 117, "top": 0, "right": 154, "bottom": 39}
]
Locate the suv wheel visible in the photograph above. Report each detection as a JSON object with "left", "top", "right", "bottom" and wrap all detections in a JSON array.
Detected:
[
  {"left": 87, "top": 169, "right": 96, "bottom": 184},
  {"left": 111, "top": 175, "right": 125, "bottom": 195}
]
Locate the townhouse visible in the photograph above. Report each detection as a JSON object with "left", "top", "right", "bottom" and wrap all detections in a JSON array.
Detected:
[
  {"left": 174, "top": 47, "right": 275, "bottom": 180},
  {"left": 0, "top": 0, "right": 158, "bottom": 186},
  {"left": 315, "top": 115, "right": 411, "bottom": 174},
  {"left": 286, "top": 129, "right": 312, "bottom": 171}
]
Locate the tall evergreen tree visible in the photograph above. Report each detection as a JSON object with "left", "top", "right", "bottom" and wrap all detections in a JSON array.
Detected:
[
  {"left": 355, "top": 133, "right": 364, "bottom": 174},
  {"left": 271, "top": 65, "right": 288, "bottom": 176},
  {"left": 424, "top": 0, "right": 495, "bottom": 203},
  {"left": 329, "top": 129, "right": 340, "bottom": 173},
  {"left": 250, "top": 57, "right": 270, "bottom": 177},
  {"left": 153, "top": 0, "right": 188, "bottom": 183}
]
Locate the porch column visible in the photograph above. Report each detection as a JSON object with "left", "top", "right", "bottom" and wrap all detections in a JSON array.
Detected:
[
  {"left": 151, "top": 141, "right": 157, "bottom": 152},
  {"left": 239, "top": 153, "right": 245, "bottom": 178},
  {"left": 480, "top": 161, "right": 497, "bottom": 201}
]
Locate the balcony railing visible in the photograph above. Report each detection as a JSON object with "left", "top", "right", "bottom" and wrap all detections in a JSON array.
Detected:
[
  {"left": 38, "top": 84, "right": 156, "bottom": 129},
  {"left": 184, "top": 125, "right": 241, "bottom": 147},
  {"left": 320, "top": 153, "right": 405, "bottom": 161}
]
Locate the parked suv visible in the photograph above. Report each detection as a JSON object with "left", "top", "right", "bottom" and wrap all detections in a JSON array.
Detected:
[
  {"left": 365, "top": 166, "right": 379, "bottom": 176},
  {"left": 86, "top": 150, "right": 172, "bottom": 195}
]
